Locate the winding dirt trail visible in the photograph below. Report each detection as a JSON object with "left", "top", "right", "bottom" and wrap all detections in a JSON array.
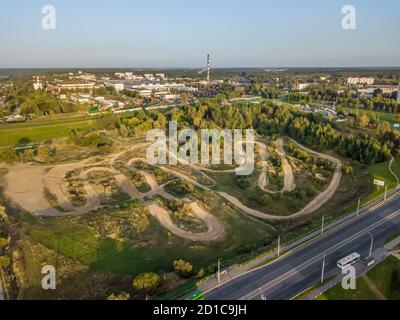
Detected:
[
  {"left": 216, "top": 138, "right": 343, "bottom": 220},
  {"left": 258, "top": 138, "right": 295, "bottom": 194},
  {"left": 4, "top": 137, "right": 345, "bottom": 235},
  {"left": 147, "top": 202, "right": 225, "bottom": 242},
  {"left": 4, "top": 149, "right": 225, "bottom": 241}
]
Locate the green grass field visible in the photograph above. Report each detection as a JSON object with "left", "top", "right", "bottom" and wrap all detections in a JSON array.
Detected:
[
  {"left": 364, "top": 158, "right": 400, "bottom": 204},
  {"left": 342, "top": 107, "right": 400, "bottom": 126},
  {"left": 0, "top": 115, "right": 98, "bottom": 146},
  {"left": 17, "top": 187, "right": 277, "bottom": 277}
]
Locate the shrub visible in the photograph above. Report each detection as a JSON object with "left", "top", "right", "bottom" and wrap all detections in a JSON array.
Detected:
[
  {"left": 173, "top": 260, "right": 194, "bottom": 278},
  {"left": 132, "top": 273, "right": 160, "bottom": 292}
]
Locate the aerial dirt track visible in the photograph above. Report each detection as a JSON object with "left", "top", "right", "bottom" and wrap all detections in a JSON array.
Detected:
[
  {"left": 212, "top": 138, "right": 343, "bottom": 221},
  {"left": 3, "top": 137, "right": 343, "bottom": 235},
  {"left": 147, "top": 202, "right": 225, "bottom": 242},
  {"left": 3, "top": 146, "right": 225, "bottom": 241},
  {"left": 258, "top": 138, "right": 295, "bottom": 194}
]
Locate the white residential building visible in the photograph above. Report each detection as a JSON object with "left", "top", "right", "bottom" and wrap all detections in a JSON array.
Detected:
[
  {"left": 138, "top": 89, "right": 152, "bottom": 97},
  {"left": 347, "top": 77, "right": 375, "bottom": 85},
  {"left": 105, "top": 82, "right": 125, "bottom": 92}
]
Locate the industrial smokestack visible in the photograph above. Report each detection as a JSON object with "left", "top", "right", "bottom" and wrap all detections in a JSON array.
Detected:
[{"left": 207, "top": 54, "right": 211, "bottom": 83}]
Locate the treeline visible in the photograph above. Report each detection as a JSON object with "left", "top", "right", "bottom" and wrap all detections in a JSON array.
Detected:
[
  {"left": 64, "top": 98, "right": 398, "bottom": 165},
  {"left": 2, "top": 81, "right": 81, "bottom": 116},
  {"left": 159, "top": 99, "right": 395, "bottom": 164}
]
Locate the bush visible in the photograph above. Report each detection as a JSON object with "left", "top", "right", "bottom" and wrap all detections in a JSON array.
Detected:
[
  {"left": 132, "top": 273, "right": 160, "bottom": 293},
  {"left": 0, "top": 237, "right": 7, "bottom": 248},
  {"left": 173, "top": 260, "right": 194, "bottom": 278},
  {"left": 235, "top": 176, "right": 252, "bottom": 189},
  {"left": 255, "top": 194, "right": 272, "bottom": 206},
  {"left": 107, "top": 292, "right": 130, "bottom": 300},
  {"left": 0, "top": 256, "right": 10, "bottom": 268},
  {"left": 165, "top": 180, "right": 194, "bottom": 197},
  {"left": 0, "top": 146, "right": 17, "bottom": 165}
]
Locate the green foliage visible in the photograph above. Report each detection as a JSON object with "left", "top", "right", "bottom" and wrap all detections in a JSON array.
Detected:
[
  {"left": 197, "top": 268, "right": 205, "bottom": 279},
  {"left": 0, "top": 237, "right": 7, "bottom": 248},
  {"left": 0, "top": 146, "right": 17, "bottom": 164},
  {"left": 0, "top": 256, "right": 10, "bottom": 267},
  {"left": 235, "top": 176, "right": 252, "bottom": 189},
  {"left": 343, "top": 166, "right": 354, "bottom": 175},
  {"left": 165, "top": 179, "right": 194, "bottom": 197},
  {"left": 132, "top": 273, "right": 160, "bottom": 292},
  {"left": 173, "top": 260, "right": 194, "bottom": 278},
  {"left": 389, "top": 270, "right": 400, "bottom": 300},
  {"left": 17, "top": 91, "right": 79, "bottom": 116},
  {"left": 107, "top": 292, "right": 130, "bottom": 300}
]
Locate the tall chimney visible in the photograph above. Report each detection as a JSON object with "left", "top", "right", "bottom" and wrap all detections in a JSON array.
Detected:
[{"left": 207, "top": 54, "right": 211, "bottom": 83}]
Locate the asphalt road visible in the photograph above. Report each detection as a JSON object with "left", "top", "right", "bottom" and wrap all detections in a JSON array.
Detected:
[{"left": 206, "top": 192, "right": 400, "bottom": 300}]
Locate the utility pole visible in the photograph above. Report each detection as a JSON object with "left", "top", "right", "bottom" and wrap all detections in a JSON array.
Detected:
[
  {"left": 356, "top": 198, "right": 361, "bottom": 217},
  {"left": 321, "top": 215, "right": 325, "bottom": 235},
  {"left": 369, "top": 232, "right": 374, "bottom": 258},
  {"left": 277, "top": 235, "right": 281, "bottom": 257},
  {"left": 384, "top": 185, "right": 388, "bottom": 201},
  {"left": 217, "top": 259, "right": 221, "bottom": 284},
  {"left": 321, "top": 253, "right": 326, "bottom": 284}
]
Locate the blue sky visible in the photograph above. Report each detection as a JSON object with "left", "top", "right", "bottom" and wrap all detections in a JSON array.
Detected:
[{"left": 0, "top": 0, "right": 399, "bottom": 68}]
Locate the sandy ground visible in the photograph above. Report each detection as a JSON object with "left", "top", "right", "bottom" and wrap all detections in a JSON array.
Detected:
[
  {"left": 276, "top": 138, "right": 296, "bottom": 192},
  {"left": 147, "top": 202, "right": 225, "bottom": 242},
  {"left": 257, "top": 138, "right": 295, "bottom": 194},
  {"left": 3, "top": 137, "right": 344, "bottom": 239},
  {"left": 4, "top": 151, "right": 224, "bottom": 241},
  {"left": 218, "top": 138, "right": 343, "bottom": 220}
]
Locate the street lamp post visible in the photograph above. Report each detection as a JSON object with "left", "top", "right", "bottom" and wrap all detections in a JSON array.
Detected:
[
  {"left": 217, "top": 259, "right": 221, "bottom": 284},
  {"left": 369, "top": 232, "right": 374, "bottom": 258},
  {"left": 277, "top": 235, "right": 281, "bottom": 257},
  {"left": 321, "top": 215, "right": 325, "bottom": 235},
  {"left": 357, "top": 198, "right": 361, "bottom": 217},
  {"left": 321, "top": 253, "right": 326, "bottom": 284}
]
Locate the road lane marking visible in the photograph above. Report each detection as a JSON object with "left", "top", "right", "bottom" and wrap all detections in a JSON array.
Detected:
[
  {"left": 243, "top": 210, "right": 400, "bottom": 300},
  {"left": 203, "top": 191, "right": 400, "bottom": 298}
]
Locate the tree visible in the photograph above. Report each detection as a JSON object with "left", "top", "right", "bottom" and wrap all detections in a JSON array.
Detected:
[
  {"left": 119, "top": 124, "right": 129, "bottom": 141},
  {"left": 107, "top": 292, "right": 130, "bottom": 300},
  {"left": 358, "top": 114, "right": 370, "bottom": 128},
  {"left": 197, "top": 268, "right": 205, "bottom": 279},
  {"left": 0, "top": 146, "right": 17, "bottom": 165},
  {"left": 37, "top": 145, "right": 50, "bottom": 163},
  {"left": 132, "top": 273, "right": 160, "bottom": 292},
  {"left": 0, "top": 237, "right": 7, "bottom": 248},
  {"left": 157, "top": 114, "right": 167, "bottom": 131},
  {"left": 0, "top": 256, "right": 10, "bottom": 268},
  {"left": 20, "top": 149, "right": 35, "bottom": 162},
  {"left": 173, "top": 260, "right": 193, "bottom": 278}
]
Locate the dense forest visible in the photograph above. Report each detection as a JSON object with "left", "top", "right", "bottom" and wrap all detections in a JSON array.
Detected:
[{"left": 115, "top": 99, "right": 398, "bottom": 165}]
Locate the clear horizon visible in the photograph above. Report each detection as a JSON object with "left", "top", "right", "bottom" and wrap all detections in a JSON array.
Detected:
[{"left": 1, "top": 0, "right": 399, "bottom": 68}]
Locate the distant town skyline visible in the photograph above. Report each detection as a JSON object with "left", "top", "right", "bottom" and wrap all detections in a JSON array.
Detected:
[{"left": 0, "top": 0, "right": 399, "bottom": 68}]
